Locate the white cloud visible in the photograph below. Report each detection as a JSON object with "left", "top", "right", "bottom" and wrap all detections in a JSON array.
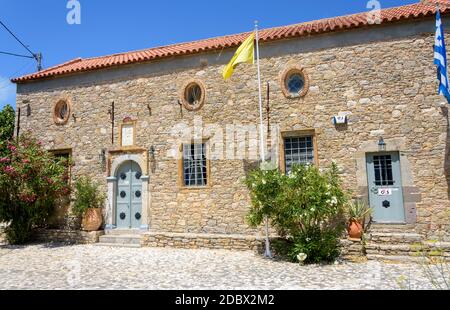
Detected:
[{"left": 0, "top": 76, "right": 16, "bottom": 109}]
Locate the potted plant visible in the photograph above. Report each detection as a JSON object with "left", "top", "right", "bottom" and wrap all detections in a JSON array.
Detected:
[
  {"left": 72, "top": 176, "right": 105, "bottom": 232},
  {"left": 347, "top": 199, "right": 372, "bottom": 240}
]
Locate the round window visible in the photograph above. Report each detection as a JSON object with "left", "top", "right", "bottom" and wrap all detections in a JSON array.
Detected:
[
  {"left": 181, "top": 80, "right": 206, "bottom": 111},
  {"left": 53, "top": 99, "right": 71, "bottom": 125},
  {"left": 286, "top": 73, "right": 305, "bottom": 95},
  {"left": 281, "top": 67, "right": 309, "bottom": 98}
]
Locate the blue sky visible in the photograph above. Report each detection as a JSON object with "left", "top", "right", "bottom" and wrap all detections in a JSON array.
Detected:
[{"left": 0, "top": 0, "right": 418, "bottom": 110}]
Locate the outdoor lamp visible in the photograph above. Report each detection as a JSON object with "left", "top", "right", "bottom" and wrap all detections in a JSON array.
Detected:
[
  {"left": 149, "top": 146, "right": 156, "bottom": 160},
  {"left": 378, "top": 137, "right": 386, "bottom": 152},
  {"left": 99, "top": 149, "right": 106, "bottom": 168}
]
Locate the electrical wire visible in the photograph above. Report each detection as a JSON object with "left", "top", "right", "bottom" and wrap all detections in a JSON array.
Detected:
[
  {"left": 0, "top": 51, "right": 34, "bottom": 59},
  {"left": 0, "top": 20, "right": 37, "bottom": 60}
]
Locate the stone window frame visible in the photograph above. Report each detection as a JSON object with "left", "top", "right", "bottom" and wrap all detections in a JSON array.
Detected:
[
  {"left": 118, "top": 118, "right": 137, "bottom": 149},
  {"left": 177, "top": 138, "right": 212, "bottom": 190},
  {"left": 279, "top": 129, "right": 319, "bottom": 173},
  {"left": 180, "top": 79, "right": 206, "bottom": 111},
  {"left": 53, "top": 98, "right": 72, "bottom": 125},
  {"left": 280, "top": 66, "right": 310, "bottom": 99}
]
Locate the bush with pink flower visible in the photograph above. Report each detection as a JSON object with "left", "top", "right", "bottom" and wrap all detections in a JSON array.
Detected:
[{"left": 0, "top": 133, "right": 72, "bottom": 244}]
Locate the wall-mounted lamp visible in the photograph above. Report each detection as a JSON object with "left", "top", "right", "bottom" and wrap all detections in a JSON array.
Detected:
[
  {"left": 378, "top": 137, "right": 386, "bottom": 152},
  {"left": 99, "top": 149, "right": 107, "bottom": 171},
  {"left": 149, "top": 145, "right": 156, "bottom": 160},
  {"left": 26, "top": 104, "right": 31, "bottom": 117}
]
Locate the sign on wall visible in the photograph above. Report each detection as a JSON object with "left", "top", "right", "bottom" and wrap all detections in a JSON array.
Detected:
[{"left": 120, "top": 118, "right": 136, "bottom": 147}]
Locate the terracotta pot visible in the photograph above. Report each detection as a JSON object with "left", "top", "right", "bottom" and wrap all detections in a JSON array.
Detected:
[
  {"left": 81, "top": 208, "right": 103, "bottom": 232},
  {"left": 347, "top": 219, "right": 363, "bottom": 239}
]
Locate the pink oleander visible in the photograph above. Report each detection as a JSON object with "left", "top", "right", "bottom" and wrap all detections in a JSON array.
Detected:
[{"left": 0, "top": 132, "right": 72, "bottom": 244}]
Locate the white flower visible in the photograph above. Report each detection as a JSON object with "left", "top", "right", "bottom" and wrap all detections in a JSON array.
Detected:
[
  {"left": 310, "top": 208, "right": 315, "bottom": 212},
  {"left": 306, "top": 238, "right": 311, "bottom": 242},
  {"left": 261, "top": 179, "right": 267, "bottom": 185},
  {"left": 331, "top": 196, "right": 338, "bottom": 206},
  {"left": 297, "top": 253, "right": 307, "bottom": 262}
]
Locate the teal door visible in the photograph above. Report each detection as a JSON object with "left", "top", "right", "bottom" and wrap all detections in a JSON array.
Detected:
[
  {"left": 366, "top": 152, "right": 405, "bottom": 223},
  {"left": 116, "top": 161, "right": 143, "bottom": 229}
]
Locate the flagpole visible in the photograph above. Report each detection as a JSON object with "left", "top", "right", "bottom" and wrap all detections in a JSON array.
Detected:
[
  {"left": 255, "top": 21, "right": 265, "bottom": 163},
  {"left": 255, "top": 21, "right": 272, "bottom": 259}
]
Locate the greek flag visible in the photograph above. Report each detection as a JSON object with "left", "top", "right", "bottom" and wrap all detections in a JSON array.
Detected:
[{"left": 434, "top": 10, "right": 450, "bottom": 103}]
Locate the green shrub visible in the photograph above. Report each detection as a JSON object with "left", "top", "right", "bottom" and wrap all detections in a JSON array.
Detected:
[
  {"left": 72, "top": 176, "right": 104, "bottom": 216},
  {"left": 245, "top": 163, "right": 347, "bottom": 264},
  {"left": 0, "top": 133, "right": 71, "bottom": 244}
]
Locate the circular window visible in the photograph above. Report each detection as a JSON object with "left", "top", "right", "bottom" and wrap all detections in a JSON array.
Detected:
[
  {"left": 135, "top": 190, "right": 141, "bottom": 198},
  {"left": 120, "top": 191, "right": 127, "bottom": 198},
  {"left": 281, "top": 67, "right": 309, "bottom": 98},
  {"left": 135, "top": 172, "right": 142, "bottom": 180},
  {"left": 180, "top": 80, "right": 206, "bottom": 111},
  {"left": 120, "top": 173, "right": 127, "bottom": 180},
  {"left": 53, "top": 99, "right": 71, "bottom": 125}
]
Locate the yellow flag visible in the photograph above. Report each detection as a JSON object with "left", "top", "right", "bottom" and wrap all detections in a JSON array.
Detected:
[{"left": 222, "top": 33, "right": 255, "bottom": 80}]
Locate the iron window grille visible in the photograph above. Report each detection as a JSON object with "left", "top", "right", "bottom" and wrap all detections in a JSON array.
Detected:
[
  {"left": 373, "top": 155, "right": 394, "bottom": 186},
  {"left": 284, "top": 136, "right": 314, "bottom": 173},
  {"left": 183, "top": 143, "right": 207, "bottom": 187}
]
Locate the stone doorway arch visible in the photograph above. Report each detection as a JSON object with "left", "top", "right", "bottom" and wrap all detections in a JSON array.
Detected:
[{"left": 105, "top": 154, "right": 149, "bottom": 231}]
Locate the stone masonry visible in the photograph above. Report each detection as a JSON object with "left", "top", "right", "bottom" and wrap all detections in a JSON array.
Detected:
[{"left": 14, "top": 16, "right": 450, "bottom": 242}]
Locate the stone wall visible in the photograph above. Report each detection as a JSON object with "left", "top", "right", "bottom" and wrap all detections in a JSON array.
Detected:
[
  {"left": 142, "top": 232, "right": 264, "bottom": 251},
  {"left": 15, "top": 19, "right": 450, "bottom": 239},
  {"left": 33, "top": 229, "right": 104, "bottom": 244}
]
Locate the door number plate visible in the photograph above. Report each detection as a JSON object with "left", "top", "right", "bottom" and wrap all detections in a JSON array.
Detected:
[{"left": 378, "top": 188, "right": 392, "bottom": 196}]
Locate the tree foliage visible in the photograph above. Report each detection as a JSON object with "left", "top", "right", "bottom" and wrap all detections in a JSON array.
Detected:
[
  {"left": 0, "top": 104, "right": 15, "bottom": 156},
  {"left": 245, "top": 163, "right": 348, "bottom": 264},
  {"left": 0, "top": 133, "right": 71, "bottom": 244}
]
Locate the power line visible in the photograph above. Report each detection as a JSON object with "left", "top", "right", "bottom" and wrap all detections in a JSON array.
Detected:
[
  {"left": 0, "top": 19, "right": 42, "bottom": 71},
  {"left": 0, "top": 20, "right": 35, "bottom": 58},
  {"left": 0, "top": 51, "right": 34, "bottom": 59}
]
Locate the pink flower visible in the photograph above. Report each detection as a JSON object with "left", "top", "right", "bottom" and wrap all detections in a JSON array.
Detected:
[
  {"left": 37, "top": 140, "right": 43, "bottom": 146},
  {"left": 7, "top": 145, "right": 17, "bottom": 152},
  {"left": 0, "top": 157, "right": 10, "bottom": 163},
  {"left": 4, "top": 166, "right": 16, "bottom": 175},
  {"left": 22, "top": 159, "right": 30, "bottom": 164}
]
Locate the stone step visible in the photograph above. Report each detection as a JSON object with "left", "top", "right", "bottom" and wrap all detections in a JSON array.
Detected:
[
  {"left": 366, "top": 254, "right": 425, "bottom": 263},
  {"left": 98, "top": 234, "right": 142, "bottom": 246},
  {"left": 368, "top": 224, "right": 416, "bottom": 233},
  {"left": 365, "top": 242, "right": 450, "bottom": 258},
  {"left": 104, "top": 229, "right": 143, "bottom": 236},
  {"left": 95, "top": 242, "right": 141, "bottom": 248},
  {"left": 366, "top": 232, "right": 422, "bottom": 244}
]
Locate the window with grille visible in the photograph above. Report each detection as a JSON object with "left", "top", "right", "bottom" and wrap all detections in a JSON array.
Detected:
[
  {"left": 373, "top": 155, "right": 394, "bottom": 186},
  {"left": 284, "top": 136, "right": 314, "bottom": 173},
  {"left": 182, "top": 143, "right": 207, "bottom": 187}
]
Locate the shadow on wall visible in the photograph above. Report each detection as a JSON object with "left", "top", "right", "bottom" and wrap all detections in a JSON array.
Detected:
[{"left": 443, "top": 106, "right": 450, "bottom": 200}]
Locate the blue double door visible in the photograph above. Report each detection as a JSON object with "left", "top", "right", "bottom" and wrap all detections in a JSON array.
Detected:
[
  {"left": 116, "top": 161, "right": 143, "bottom": 229},
  {"left": 366, "top": 152, "right": 405, "bottom": 223}
]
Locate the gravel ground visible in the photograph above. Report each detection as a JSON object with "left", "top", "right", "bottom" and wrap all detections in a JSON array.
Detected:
[{"left": 0, "top": 243, "right": 447, "bottom": 290}]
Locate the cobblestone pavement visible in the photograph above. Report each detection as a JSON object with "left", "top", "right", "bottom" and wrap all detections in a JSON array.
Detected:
[{"left": 0, "top": 243, "right": 447, "bottom": 290}]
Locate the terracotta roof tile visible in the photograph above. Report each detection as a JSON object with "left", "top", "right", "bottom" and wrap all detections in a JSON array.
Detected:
[{"left": 12, "top": 1, "right": 450, "bottom": 83}]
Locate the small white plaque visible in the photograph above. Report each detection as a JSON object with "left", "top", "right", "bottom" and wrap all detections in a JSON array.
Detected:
[
  {"left": 378, "top": 188, "right": 392, "bottom": 196},
  {"left": 121, "top": 124, "right": 134, "bottom": 147}
]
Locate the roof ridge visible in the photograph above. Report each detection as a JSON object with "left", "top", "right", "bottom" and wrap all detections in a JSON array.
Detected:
[
  {"left": 12, "top": 1, "right": 448, "bottom": 83},
  {"left": 36, "top": 57, "right": 83, "bottom": 74}
]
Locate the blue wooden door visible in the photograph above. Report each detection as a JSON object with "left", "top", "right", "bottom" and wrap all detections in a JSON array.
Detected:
[
  {"left": 116, "top": 161, "right": 142, "bottom": 229},
  {"left": 366, "top": 152, "right": 405, "bottom": 223}
]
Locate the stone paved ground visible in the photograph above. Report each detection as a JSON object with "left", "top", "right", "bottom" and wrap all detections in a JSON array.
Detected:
[{"left": 0, "top": 243, "right": 448, "bottom": 290}]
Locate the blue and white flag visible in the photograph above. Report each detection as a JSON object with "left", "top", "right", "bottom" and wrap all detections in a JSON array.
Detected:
[{"left": 434, "top": 9, "right": 450, "bottom": 103}]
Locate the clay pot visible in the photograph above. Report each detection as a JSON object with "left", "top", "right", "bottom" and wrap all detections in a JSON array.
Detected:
[
  {"left": 81, "top": 208, "right": 103, "bottom": 232},
  {"left": 347, "top": 219, "right": 363, "bottom": 240}
]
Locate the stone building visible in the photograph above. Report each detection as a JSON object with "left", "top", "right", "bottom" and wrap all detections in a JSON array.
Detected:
[{"left": 11, "top": 2, "right": 450, "bottom": 250}]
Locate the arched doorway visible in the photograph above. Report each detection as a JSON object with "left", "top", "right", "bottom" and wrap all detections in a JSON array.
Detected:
[{"left": 115, "top": 160, "right": 143, "bottom": 229}]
